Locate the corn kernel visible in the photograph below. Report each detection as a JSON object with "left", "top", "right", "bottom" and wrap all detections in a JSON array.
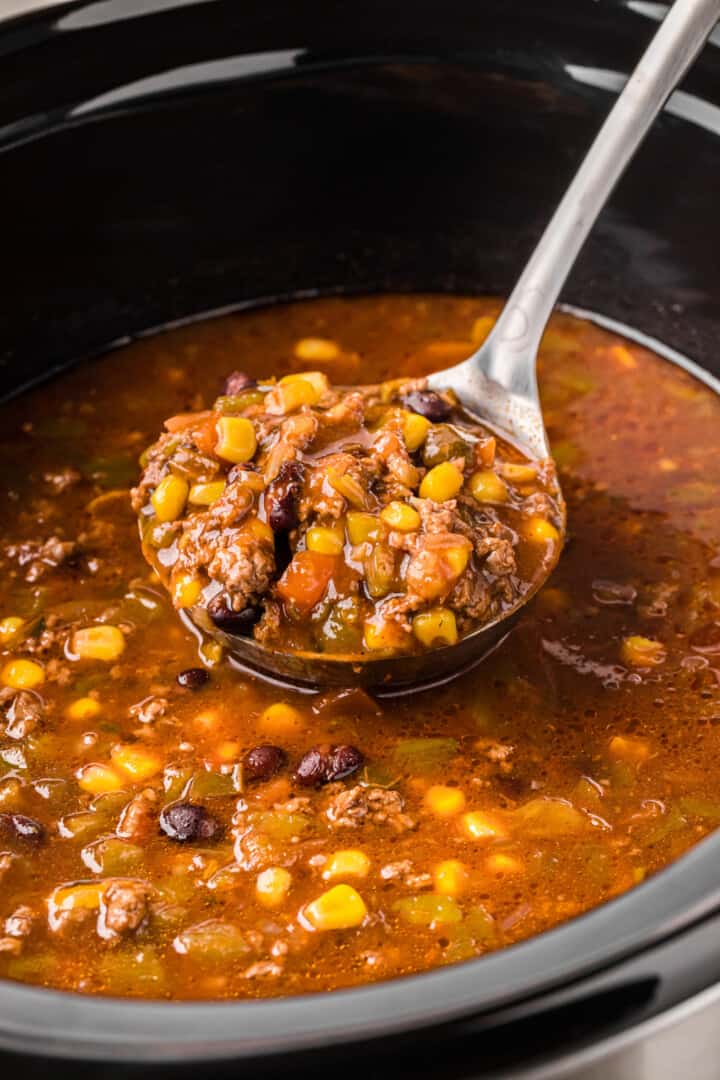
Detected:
[
  {"left": 433, "top": 859, "right": 469, "bottom": 897},
  {"left": 303, "top": 884, "right": 367, "bottom": 930},
  {"left": 469, "top": 470, "right": 508, "bottom": 504},
  {"left": 424, "top": 784, "right": 466, "bottom": 817},
  {"left": 256, "top": 866, "right": 292, "bottom": 908},
  {"left": 486, "top": 853, "right": 523, "bottom": 875},
  {"left": 267, "top": 380, "right": 317, "bottom": 414},
  {"left": 347, "top": 512, "right": 382, "bottom": 545},
  {"left": 72, "top": 625, "right": 126, "bottom": 662},
  {"left": 419, "top": 462, "right": 464, "bottom": 501},
  {"left": 402, "top": 411, "right": 431, "bottom": 452},
  {"left": 77, "top": 763, "right": 125, "bottom": 794},
  {"left": 306, "top": 525, "right": 345, "bottom": 556},
  {"left": 188, "top": 480, "right": 226, "bottom": 506},
  {"left": 413, "top": 608, "right": 458, "bottom": 649},
  {"left": 260, "top": 702, "right": 304, "bottom": 736},
  {"left": 444, "top": 545, "right": 471, "bottom": 577},
  {"left": 461, "top": 810, "right": 506, "bottom": 841},
  {"left": 364, "top": 619, "right": 411, "bottom": 652},
  {"left": 609, "top": 344, "right": 637, "bottom": 369},
  {"left": 525, "top": 517, "right": 560, "bottom": 544},
  {"left": 65, "top": 697, "right": 101, "bottom": 722},
  {"left": 111, "top": 744, "right": 163, "bottom": 781},
  {"left": 280, "top": 370, "right": 330, "bottom": 400},
  {"left": 151, "top": 474, "right": 189, "bottom": 523},
  {"left": 216, "top": 739, "right": 241, "bottom": 763},
  {"left": 173, "top": 574, "right": 203, "bottom": 609},
  {"left": 621, "top": 635, "right": 666, "bottom": 668},
  {"left": 322, "top": 849, "right": 370, "bottom": 881},
  {"left": 193, "top": 708, "right": 222, "bottom": 733},
  {"left": 215, "top": 416, "right": 257, "bottom": 464},
  {"left": 608, "top": 735, "right": 651, "bottom": 762},
  {"left": 502, "top": 462, "right": 538, "bottom": 485},
  {"left": 293, "top": 338, "right": 340, "bottom": 362},
  {"left": 199, "top": 640, "right": 224, "bottom": 667},
  {"left": 0, "top": 617, "right": 24, "bottom": 646},
  {"left": 1, "top": 658, "right": 44, "bottom": 689},
  {"left": 380, "top": 501, "right": 421, "bottom": 532}
]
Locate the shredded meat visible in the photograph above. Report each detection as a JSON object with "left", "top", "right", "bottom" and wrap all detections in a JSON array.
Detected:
[
  {"left": 477, "top": 536, "right": 516, "bottom": 576},
  {"left": 325, "top": 785, "right": 415, "bottom": 832},
  {"left": 253, "top": 599, "right": 282, "bottom": 647},
  {"left": 129, "top": 696, "right": 168, "bottom": 725},
  {"left": 371, "top": 429, "right": 421, "bottom": 490},
  {"left": 3, "top": 691, "right": 43, "bottom": 740},
  {"left": 380, "top": 860, "right": 432, "bottom": 888},
  {"left": 318, "top": 391, "right": 366, "bottom": 430},
  {"left": 263, "top": 413, "right": 319, "bottom": 482},
  {"left": 6, "top": 536, "right": 80, "bottom": 583},
  {"left": 101, "top": 881, "right": 149, "bottom": 936},
  {"left": 117, "top": 789, "right": 158, "bottom": 842},
  {"left": 243, "top": 960, "right": 283, "bottom": 979},
  {"left": 300, "top": 451, "right": 380, "bottom": 519},
  {"left": 5, "top": 905, "right": 34, "bottom": 938},
  {"left": 43, "top": 467, "right": 82, "bottom": 494},
  {"left": 476, "top": 738, "right": 515, "bottom": 763},
  {"left": 175, "top": 481, "right": 274, "bottom": 611}
]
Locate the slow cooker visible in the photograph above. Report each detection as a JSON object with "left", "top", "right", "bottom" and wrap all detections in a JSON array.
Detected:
[{"left": 1, "top": 0, "right": 720, "bottom": 1076}]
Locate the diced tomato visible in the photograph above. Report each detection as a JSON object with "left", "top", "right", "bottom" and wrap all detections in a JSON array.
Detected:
[
  {"left": 164, "top": 409, "right": 211, "bottom": 433},
  {"left": 163, "top": 410, "right": 218, "bottom": 456},
  {"left": 277, "top": 551, "right": 337, "bottom": 613}
]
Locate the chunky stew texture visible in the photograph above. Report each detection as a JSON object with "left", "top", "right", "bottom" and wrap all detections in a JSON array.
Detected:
[
  {"left": 0, "top": 295, "right": 718, "bottom": 1000},
  {"left": 133, "top": 367, "right": 562, "bottom": 657}
]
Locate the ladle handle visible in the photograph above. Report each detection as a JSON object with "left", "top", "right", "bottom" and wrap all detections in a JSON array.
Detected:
[{"left": 482, "top": 0, "right": 720, "bottom": 389}]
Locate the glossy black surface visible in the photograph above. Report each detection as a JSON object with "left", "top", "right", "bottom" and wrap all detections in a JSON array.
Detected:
[{"left": 0, "top": 0, "right": 720, "bottom": 1073}]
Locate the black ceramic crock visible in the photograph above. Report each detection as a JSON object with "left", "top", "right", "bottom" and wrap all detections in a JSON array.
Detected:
[{"left": 1, "top": 1, "right": 720, "bottom": 1076}]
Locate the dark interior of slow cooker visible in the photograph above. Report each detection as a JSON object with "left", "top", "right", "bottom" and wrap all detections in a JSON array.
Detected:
[
  {"left": 1, "top": 0, "right": 719, "bottom": 394},
  {"left": 0, "top": 0, "right": 720, "bottom": 1073}
]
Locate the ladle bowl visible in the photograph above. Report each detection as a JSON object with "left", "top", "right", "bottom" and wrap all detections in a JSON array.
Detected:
[{"left": 185, "top": 0, "right": 718, "bottom": 691}]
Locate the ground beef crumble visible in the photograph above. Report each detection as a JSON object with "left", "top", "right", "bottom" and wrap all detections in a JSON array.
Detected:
[{"left": 325, "top": 785, "right": 416, "bottom": 832}]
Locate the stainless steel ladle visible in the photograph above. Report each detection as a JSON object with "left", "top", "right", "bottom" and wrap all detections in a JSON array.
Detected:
[{"left": 192, "top": 0, "right": 720, "bottom": 692}]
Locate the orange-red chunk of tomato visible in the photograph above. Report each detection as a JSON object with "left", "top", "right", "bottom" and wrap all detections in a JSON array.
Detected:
[
  {"left": 277, "top": 551, "right": 337, "bottom": 612},
  {"left": 163, "top": 410, "right": 219, "bottom": 456}
]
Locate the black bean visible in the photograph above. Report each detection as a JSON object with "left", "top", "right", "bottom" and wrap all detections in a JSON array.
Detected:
[
  {"left": 274, "top": 531, "right": 293, "bottom": 575},
  {"left": 244, "top": 744, "right": 287, "bottom": 782},
  {"left": 224, "top": 370, "right": 256, "bottom": 395},
  {"left": 207, "top": 593, "right": 262, "bottom": 636},
  {"left": 326, "top": 745, "right": 364, "bottom": 782},
  {"left": 176, "top": 667, "right": 210, "bottom": 690},
  {"left": 160, "top": 802, "right": 221, "bottom": 843},
  {"left": 266, "top": 460, "right": 303, "bottom": 533},
  {"left": 295, "top": 748, "right": 330, "bottom": 787},
  {"left": 0, "top": 812, "right": 44, "bottom": 844},
  {"left": 402, "top": 389, "right": 452, "bottom": 423}
]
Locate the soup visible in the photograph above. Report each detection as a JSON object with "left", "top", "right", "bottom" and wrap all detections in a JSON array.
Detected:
[
  {"left": 133, "top": 364, "right": 562, "bottom": 658},
  {"left": 0, "top": 294, "right": 717, "bottom": 1000}
]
